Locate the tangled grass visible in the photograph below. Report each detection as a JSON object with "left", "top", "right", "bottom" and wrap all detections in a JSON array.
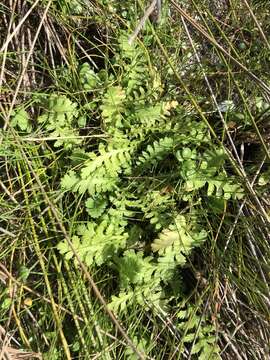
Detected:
[{"left": 0, "top": 0, "right": 270, "bottom": 359}]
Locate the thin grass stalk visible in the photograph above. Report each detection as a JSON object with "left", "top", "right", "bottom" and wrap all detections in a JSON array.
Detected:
[{"left": 16, "top": 159, "right": 72, "bottom": 359}]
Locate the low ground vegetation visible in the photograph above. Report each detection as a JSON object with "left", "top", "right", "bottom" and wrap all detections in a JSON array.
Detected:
[{"left": 0, "top": 0, "right": 270, "bottom": 359}]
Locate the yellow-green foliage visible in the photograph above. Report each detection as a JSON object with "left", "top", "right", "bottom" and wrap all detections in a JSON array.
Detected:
[{"left": 8, "top": 32, "right": 244, "bottom": 358}]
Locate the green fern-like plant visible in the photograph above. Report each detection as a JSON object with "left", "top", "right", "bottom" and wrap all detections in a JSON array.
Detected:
[
  {"left": 136, "top": 136, "right": 175, "bottom": 170},
  {"left": 141, "top": 190, "right": 176, "bottom": 230},
  {"left": 107, "top": 214, "right": 207, "bottom": 313},
  {"left": 176, "top": 147, "right": 244, "bottom": 200},
  {"left": 117, "top": 34, "right": 152, "bottom": 97},
  {"left": 101, "top": 86, "right": 126, "bottom": 129},
  {"left": 11, "top": 107, "right": 32, "bottom": 133},
  {"left": 61, "top": 142, "right": 133, "bottom": 195},
  {"left": 152, "top": 215, "right": 207, "bottom": 273},
  {"left": 37, "top": 94, "right": 83, "bottom": 149},
  {"left": 177, "top": 305, "right": 221, "bottom": 360},
  {"left": 54, "top": 32, "right": 247, "bottom": 359},
  {"left": 57, "top": 214, "right": 128, "bottom": 266},
  {"left": 79, "top": 62, "right": 100, "bottom": 91}
]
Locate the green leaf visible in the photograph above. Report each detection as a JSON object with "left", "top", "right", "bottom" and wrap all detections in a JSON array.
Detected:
[
  {"left": 258, "top": 172, "right": 269, "bottom": 186},
  {"left": 61, "top": 171, "right": 79, "bottom": 191},
  {"left": 1, "top": 297, "right": 12, "bottom": 310},
  {"left": 11, "top": 108, "right": 32, "bottom": 132},
  {"left": 77, "top": 115, "right": 87, "bottom": 127},
  {"left": 18, "top": 266, "right": 31, "bottom": 282},
  {"left": 101, "top": 86, "right": 126, "bottom": 128},
  {"left": 108, "top": 292, "right": 133, "bottom": 313},
  {"left": 79, "top": 63, "right": 99, "bottom": 90},
  {"left": 85, "top": 196, "right": 107, "bottom": 218},
  {"left": 151, "top": 229, "right": 179, "bottom": 252},
  {"left": 36, "top": 94, "right": 81, "bottom": 149}
]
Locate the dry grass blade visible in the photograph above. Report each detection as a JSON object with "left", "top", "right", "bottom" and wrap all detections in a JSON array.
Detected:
[
  {"left": 128, "top": 0, "right": 158, "bottom": 44},
  {"left": 0, "top": 0, "right": 40, "bottom": 53},
  {"left": 0, "top": 326, "right": 41, "bottom": 360},
  {"left": 0, "top": 347, "right": 41, "bottom": 360},
  {"left": 170, "top": 0, "right": 270, "bottom": 96},
  {"left": 242, "top": 0, "right": 270, "bottom": 50},
  {"left": 3, "top": 0, "right": 53, "bottom": 132}
]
